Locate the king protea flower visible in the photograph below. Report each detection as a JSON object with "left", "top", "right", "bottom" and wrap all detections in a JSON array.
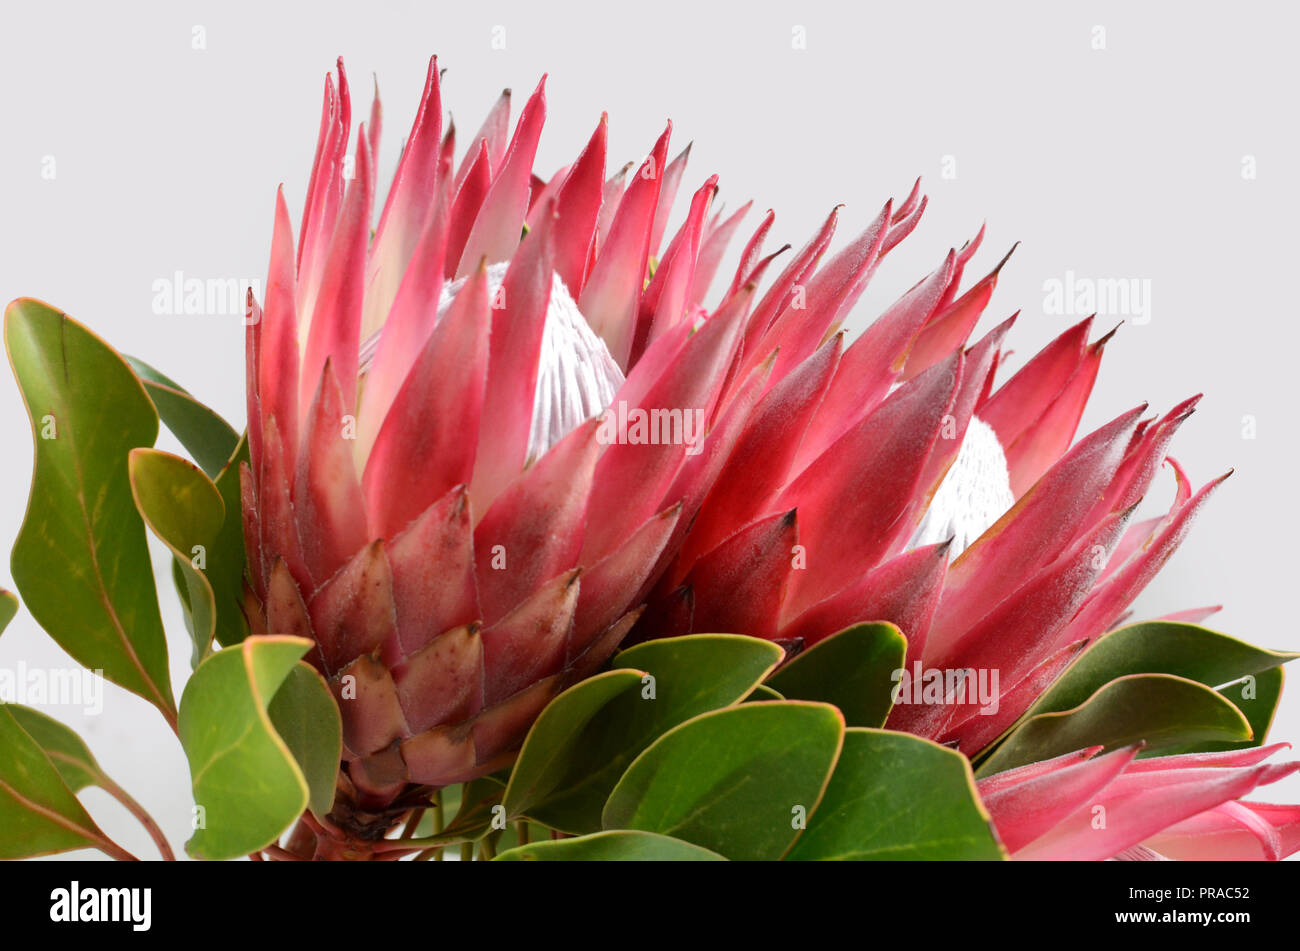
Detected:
[{"left": 241, "top": 56, "right": 1298, "bottom": 856}]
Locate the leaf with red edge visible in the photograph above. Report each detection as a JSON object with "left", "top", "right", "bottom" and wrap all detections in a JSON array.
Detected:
[{"left": 6, "top": 299, "right": 176, "bottom": 724}]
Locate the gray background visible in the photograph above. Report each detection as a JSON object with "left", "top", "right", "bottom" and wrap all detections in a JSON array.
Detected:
[{"left": 0, "top": 0, "right": 1295, "bottom": 859}]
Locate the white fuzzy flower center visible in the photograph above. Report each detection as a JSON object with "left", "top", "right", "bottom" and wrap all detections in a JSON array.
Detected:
[{"left": 908, "top": 417, "right": 1015, "bottom": 557}]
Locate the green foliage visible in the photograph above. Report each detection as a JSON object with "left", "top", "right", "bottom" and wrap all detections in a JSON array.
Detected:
[
  {"left": 179, "top": 637, "right": 340, "bottom": 859},
  {"left": 603, "top": 701, "right": 845, "bottom": 860},
  {"left": 786, "top": 729, "right": 1004, "bottom": 860},
  {"left": 6, "top": 299, "right": 175, "bottom": 723},
  {"left": 767, "top": 622, "right": 906, "bottom": 727}
]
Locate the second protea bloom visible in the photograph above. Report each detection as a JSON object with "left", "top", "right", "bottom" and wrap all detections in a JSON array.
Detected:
[{"left": 242, "top": 56, "right": 1291, "bottom": 851}]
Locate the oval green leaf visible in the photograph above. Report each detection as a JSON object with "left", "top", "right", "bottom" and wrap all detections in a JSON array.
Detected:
[
  {"left": 495, "top": 830, "right": 726, "bottom": 861},
  {"left": 129, "top": 448, "right": 224, "bottom": 667},
  {"left": 507, "top": 633, "right": 783, "bottom": 834},
  {"left": 124, "top": 354, "right": 239, "bottom": 479},
  {"left": 209, "top": 435, "right": 251, "bottom": 647},
  {"left": 266, "top": 662, "right": 342, "bottom": 817},
  {"left": 767, "top": 622, "right": 906, "bottom": 726},
  {"left": 1200, "top": 665, "right": 1285, "bottom": 755},
  {"left": 976, "top": 673, "right": 1253, "bottom": 776},
  {"left": 6, "top": 298, "right": 175, "bottom": 724},
  {"left": 432, "top": 777, "right": 508, "bottom": 844},
  {"left": 0, "top": 705, "right": 118, "bottom": 859},
  {"left": 1016, "top": 621, "right": 1297, "bottom": 722},
  {"left": 786, "top": 728, "right": 1004, "bottom": 860},
  {"left": 7, "top": 705, "right": 103, "bottom": 792},
  {"left": 0, "top": 590, "right": 16, "bottom": 636},
  {"left": 976, "top": 621, "right": 1297, "bottom": 763},
  {"left": 179, "top": 635, "right": 315, "bottom": 859},
  {"left": 503, "top": 669, "right": 646, "bottom": 821},
  {"left": 602, "top": 701, "right": 845, "bottom": 861}
]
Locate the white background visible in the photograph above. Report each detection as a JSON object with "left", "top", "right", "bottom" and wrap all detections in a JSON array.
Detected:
[{"left": 0, "top": 0, "right": 1296, "bottom": 859}]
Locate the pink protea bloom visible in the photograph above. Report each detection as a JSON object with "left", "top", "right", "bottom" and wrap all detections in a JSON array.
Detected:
[
  {"left": 979, "top": 744, "right": 1300, "bottom": 860},
  {"left": 241, "top": 57, "right": 1295, "bottom": 852}
]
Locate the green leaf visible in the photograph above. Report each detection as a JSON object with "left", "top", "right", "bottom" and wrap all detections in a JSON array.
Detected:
[
  {"left": 503, "top": 669, "right": 645, "bottom": 821},
  {"left": 266, "top": 662, "right": 342, "bottom": 817},
  {"left": 507, "top": 634, "right": 783, "bottom": 833},
  {"left": 1012, "top": 621, "right": 1297, "bottom": 723},
  {"left": 0, "top": 705, "right": 116, "bottom": 859},
  {"left": 124, "top": 354, "right": 239, "bottom": 480},
  {"left": 440, "top": 777, "right": 506, "bottom": 842},
  {"left": 5, "top": 298, "right": 175, "bottom": 724},
  {"left": 148, "top": 438, "right": 250, "bottom": 654},
  {"left": 1197, "top": 666, "right": 1285, "bottom": 755},
  {"left": 976, "top": 674, "right": 1253, "bottom": 776},
  {"left": 8, "top": 706, "right": 176, "bottom": 860},
  {"left": 767, "top": 622, "right": 906, "bottom": 727},
  {"left": 602, "top": 701, "right": 845, "bottom": 861},
  {"left": 179, "top": 636, "right": 315, "bottom": 859},
  {"left": 7, "top": 705, "right": 103, "bottom": 792},
  {"left": 0, "top": 590, "right": 16, "bottom": 635},
  {"left": 404, "top": 777, "right": 507, "bottom": 847},
  {"left": 976, "top": 621, "right": 1297, "bottom": 765},
  {"left": 495, "top": 830, "right": 726, "bottom": 861},
  {"left": 209, "top": 435, "right": 251, "bottom": 647},
  {"left": 786, "top": 729, "right": 1004, "bottom": 860},
  {"left": 746, "top": 683, "right": 784, "bottom": 702},
  {"left": 129, "top": 448, "right": 224, "bottom": 667}
]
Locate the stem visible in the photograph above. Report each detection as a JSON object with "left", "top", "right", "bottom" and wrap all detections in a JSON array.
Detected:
[
  {"left": 459, "top": 842, "right": 473, "bottom": 862},
  {"left": 95, "top": 773, "right": 175, "bottom": 861},
  {"left": 300, "top": 808, "right": 348, "bottom": 843},
  {"left": 515, "top": 821, "right": 530, "bottom": 846},
  {"left": 98, "top": 839, "right": 140, "bottom": 862},
  {"left": 431, "top": 789, "right": 445, "bottom": 860},
  {"left": 372, "top": 834, "right": 461, "bottom": 854},
  {"left": 400, "top": 807, "right": 425, "bottom": 840},
  {"left": 477, "top": 837, "right": 496, "bottom": 861}
]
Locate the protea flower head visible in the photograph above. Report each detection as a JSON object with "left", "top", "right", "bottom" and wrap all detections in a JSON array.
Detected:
[{"left": 241, "top": 56, "right": 1298, "bottom": 854}]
